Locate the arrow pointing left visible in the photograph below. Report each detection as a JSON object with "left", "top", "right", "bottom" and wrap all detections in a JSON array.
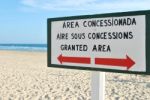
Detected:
[{"left": 57, "top": 54, "right": 91, "bottom": 64}]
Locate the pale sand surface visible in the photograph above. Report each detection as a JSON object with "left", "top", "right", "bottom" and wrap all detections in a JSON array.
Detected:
[{"left": 0, "top": 50, "right": 150, "bottom": 100}]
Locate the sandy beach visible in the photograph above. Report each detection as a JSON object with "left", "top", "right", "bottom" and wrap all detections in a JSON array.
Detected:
[{"left": 0, "top": 50, "right": 150, "bottom": 100}]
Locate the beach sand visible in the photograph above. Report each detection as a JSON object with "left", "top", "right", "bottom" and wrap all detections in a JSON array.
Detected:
[{"left": 0, "top": 50, "right": 150, "bottom": 100}]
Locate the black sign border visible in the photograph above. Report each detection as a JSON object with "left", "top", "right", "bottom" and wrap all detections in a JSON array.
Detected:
[{"left": 48, "top": 10, "right": 150, "bottom": 75}]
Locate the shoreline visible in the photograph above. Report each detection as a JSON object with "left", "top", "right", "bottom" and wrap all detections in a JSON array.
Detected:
[{"left": 0, "top": 49, "right": 47, "bottom": 52}]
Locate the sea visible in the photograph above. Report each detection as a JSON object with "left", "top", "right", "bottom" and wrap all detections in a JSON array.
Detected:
[{"left": 0, "top": 44, "right": 47, "bottom": 52}]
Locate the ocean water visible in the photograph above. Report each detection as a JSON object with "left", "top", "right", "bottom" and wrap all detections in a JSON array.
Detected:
[{"left": 0, "top": 44, "right": 47, "bottom": 51}]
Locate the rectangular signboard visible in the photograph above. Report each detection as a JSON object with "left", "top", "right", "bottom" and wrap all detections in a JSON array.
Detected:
[{"left": 47, "top": 10, "right": 150, "bottom": 75}]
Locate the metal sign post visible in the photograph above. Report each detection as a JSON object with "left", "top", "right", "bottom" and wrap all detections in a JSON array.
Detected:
[
  {"left": 91, "top": 72, "right": 105, "bottom": 100},
  {"left": 47, "top": 10, "right": 150, "bottom": 100}
]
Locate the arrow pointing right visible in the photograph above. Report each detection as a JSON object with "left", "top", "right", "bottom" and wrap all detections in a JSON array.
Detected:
[{"left": 95, "top": 55, "right": 135, "bottom": 70}]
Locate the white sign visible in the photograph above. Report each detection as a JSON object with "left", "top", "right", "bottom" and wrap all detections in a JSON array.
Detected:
[{"left": 50, "top": 15, "right": 146, "bottom": 72}]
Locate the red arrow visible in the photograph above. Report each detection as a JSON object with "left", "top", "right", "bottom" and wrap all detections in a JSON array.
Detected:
[
  {"left": 95, "top": 55, "right": 135, "bottom": 70},
  {"left": 57, "top": 54, "right": 91, "bottom": 64}
]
